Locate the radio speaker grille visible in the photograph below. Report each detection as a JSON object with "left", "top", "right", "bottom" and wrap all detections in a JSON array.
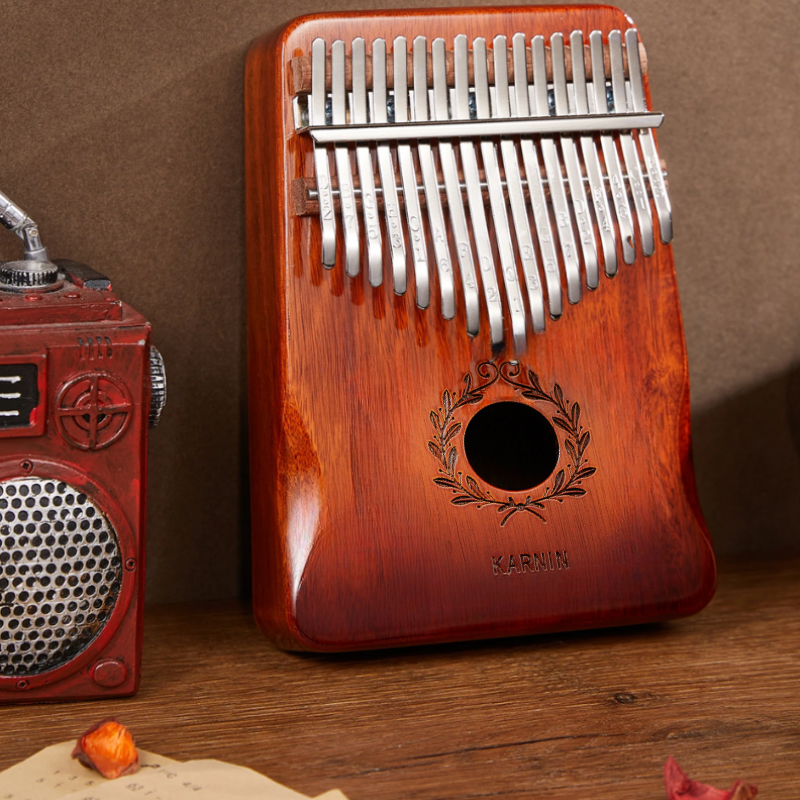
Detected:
[{"left": 0, "top": 478, "right": 121, "bottom": 677}]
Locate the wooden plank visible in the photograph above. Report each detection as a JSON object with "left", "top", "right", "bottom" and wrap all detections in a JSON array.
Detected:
[{"left": 0, "top": 560, "right": 796, "bottom": 799}]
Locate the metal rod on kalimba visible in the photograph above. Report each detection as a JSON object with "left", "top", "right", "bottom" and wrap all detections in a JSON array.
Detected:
[
  {"left": 473, "top": 37, "right": 526, "bottom": 348},
  {"left": 570, "top": 30, "right": 618, "bottom": 277},
  {"left": 512, "top": 34, "right": 563, "bottom": 319},
  {"left": 290, "top": 40, "right": 649, "bottom": 94},
  {"left": 609, "top": 30, "right": 654, "bottom": 257},
  {"left": 531, "top": 34, "right": 581, "bottom": 305},
  {"left": 492, "top": 35, "right": 547, "bottom": 333},
  {"left": 311, "top": 38, "right": 337, "bottom": 268},
  {"left": 306, "top": 112, "right": 663, "bottom": 143},
  {"left": 590, "top": 31, "right": 636, "bottom": 265},
  {"left": 372, "top": 38, "right": 407, "bottom": 294},
  {"left": 453, "top": 34, "right": 504, "bottom": 347},
  {"left": 414, "top": 35, "right": 455, "bottom": 320},
  {"left": 294, "top": 158, "right": 669, "bottom": 214},
  {"left": 331, "top": 40, "right": 361, "bottom": 276},
  {"left": 551, "top": 32, "right": 600, "bottom": 290},
  {"left": 393, "top": 36, "right": 430, "bottom": 308},
  {"left": 298, "top": 31, "right": 672, "bottom": 336},
  {"left": 352, "top": 37, "right": 383, "bottom": 285},
  {"left": 433, "top": 37, "right": 480, "bottom": 336},
  {"left": 626, "top": 28, "right": 672, "bottom": 243}
]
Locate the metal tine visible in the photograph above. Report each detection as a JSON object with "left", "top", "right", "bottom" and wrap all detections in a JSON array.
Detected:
[
  {"left": 352, "top": 38, "right": 384, "bottom": 284},
  {"left": 372, "top": 38, "right": 407, "bottom": 293},
  {"left": 626, "top": 28, "right": 672, "bottom": 243},
  {"left": 432, "top": 37, "right": 479, "bottom": 336},
  {"left": 414, "top": 35, "right": 455, "bottom": 320},
  {"left": 474, "top": 38, "right": 527, "bottom": 349},
  {"left": 331, "top": 40, "right": 360, "bottom": 276},
  {"left": 393, "top": 36, "right": 430, "bottom": 308},
  {"left": 589, "top": 31, "right": 635, "bottom": 265},
  {"left": 512, "top": 33, "right": 562, "bottom": 319},
  {"left": 454, "top": 34, "right": 504, "bottom": 346},
  {"left": 608, "top": 30, "right": 654, "bottom": 256},
  {"left": 530, "top": 34, "right": 581, "bottom": 305},
  {"left": 570, "top": 30, "right": 618, "bottom": 277},
  {"left": 551, "top": 33, "right": 599, "bottom": 290},
  {"left": 492, "top": 35, "right": 546, "bottom": 336},
  {"left": 311, "top": 38, "right": 337, "bottom": 267}
]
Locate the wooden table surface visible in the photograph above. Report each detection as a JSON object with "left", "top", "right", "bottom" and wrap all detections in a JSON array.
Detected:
[{"left": 1, "top": 560, "right": 797, "bottom": 799}]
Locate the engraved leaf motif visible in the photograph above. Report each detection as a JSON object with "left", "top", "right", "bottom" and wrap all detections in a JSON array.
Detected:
[
  {"left": 552, "top": 417, "right": 573, "bottom": 435},
  {"left": 442, "top": 390, "right": 453, "bottom": 415},
  {"left": 500, "top": 509, "right": 520, "bottom": 526},
  {"left": 447, "top": 446, "right": 458, "bottom": 474},
  {"left": 442, "top": 422, "right": 462, "bottom": 445},
  {"left": 464, "top": 475, "right": 482, "bottom": 496},
  {"left": 428, "top": 360, "right": 595, "bottom": 527},
  {"left": 521, "top": 506, "right": 546, "bottom": 521}
]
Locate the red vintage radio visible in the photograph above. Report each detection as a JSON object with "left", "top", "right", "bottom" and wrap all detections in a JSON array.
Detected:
[
  {"left": 245, "top": 5, "right": 716, "bottom": 651},
  {"left": 0, "top": 190, "right": 165, "bottom": 702}
]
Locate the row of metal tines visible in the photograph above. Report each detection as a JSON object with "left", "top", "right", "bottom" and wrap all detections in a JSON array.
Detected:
[{"left": 297, "top": 29, "right": 672, "bottom": 348}]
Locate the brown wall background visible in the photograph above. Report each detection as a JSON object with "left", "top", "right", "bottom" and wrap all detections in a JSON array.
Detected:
[{"left": 2, "top": 0, "right": 799, "bottom": 603}]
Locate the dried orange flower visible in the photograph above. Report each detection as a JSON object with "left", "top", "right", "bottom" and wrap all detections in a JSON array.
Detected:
[{"left": 71, "top": 719, "right": 139, "bottom": 780}]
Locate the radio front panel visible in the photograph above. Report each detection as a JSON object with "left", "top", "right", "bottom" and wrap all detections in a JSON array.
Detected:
[{"left": 0, "top": 189, "right": 164, "bottom": 702}]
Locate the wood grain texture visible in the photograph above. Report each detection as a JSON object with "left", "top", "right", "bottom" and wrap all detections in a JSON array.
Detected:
[
  {"left": 0, "top": 560, "right": 795, "bottom": 799},
  {"left": 246, "top": 5, "right": 716, "bottom": 651}
]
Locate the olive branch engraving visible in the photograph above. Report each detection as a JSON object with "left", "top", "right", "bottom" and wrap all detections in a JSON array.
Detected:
[{"left": 428, "top": 360, "right": 595, "bottom": 526}]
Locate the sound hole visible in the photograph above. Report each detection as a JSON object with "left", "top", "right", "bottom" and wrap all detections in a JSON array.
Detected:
[{"left": 464, "top": 402, "right": 559, "bottom": 491}]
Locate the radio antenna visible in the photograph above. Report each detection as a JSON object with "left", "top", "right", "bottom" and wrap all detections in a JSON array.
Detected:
[{"left": 0, "top": 189, "right": 49, "bottom": 262}]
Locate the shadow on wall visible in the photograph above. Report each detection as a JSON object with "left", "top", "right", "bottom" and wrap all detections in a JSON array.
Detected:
[{"left": 692, "top": 367, "right": 800, "bottom": 557}]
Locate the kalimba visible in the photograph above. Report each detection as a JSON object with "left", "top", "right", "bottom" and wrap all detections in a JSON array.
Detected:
[{"left": 245, "top": 5, "right": 716, "bottom": 651}]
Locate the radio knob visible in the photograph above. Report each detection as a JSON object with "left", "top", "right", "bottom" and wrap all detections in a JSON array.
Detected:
[
  {"left": 92, "top": 659, "right": 129, "bottom": 688},
  {"left": 148, "top": 346, "right": 167, "bottom": 428},
  {"left": 0, "top": 259, "right": 58, "bottom": 289}
]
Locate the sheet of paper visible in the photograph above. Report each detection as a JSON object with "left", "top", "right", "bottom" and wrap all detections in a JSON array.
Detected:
[
  {"left": 0, "top": 742, "right": 347, "bottom": 800},
  {"left": 0, "top": 742, "right": 179, "bottom": 800},
  {"left": 55, "top": 761, "right": 310, "bottom": 799}
]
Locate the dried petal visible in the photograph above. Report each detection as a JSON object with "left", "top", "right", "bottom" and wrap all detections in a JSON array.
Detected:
[
  {"left": 665, "top": 756, "right": 757, "bottom": 800},
  {"left": 72, "top": 719, "right": 139, "bottom": 780}
]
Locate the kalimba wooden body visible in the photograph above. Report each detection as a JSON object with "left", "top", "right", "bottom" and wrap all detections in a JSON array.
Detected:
[{"left": 245, "top": 5, "right": 716, "bottom": 651}]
